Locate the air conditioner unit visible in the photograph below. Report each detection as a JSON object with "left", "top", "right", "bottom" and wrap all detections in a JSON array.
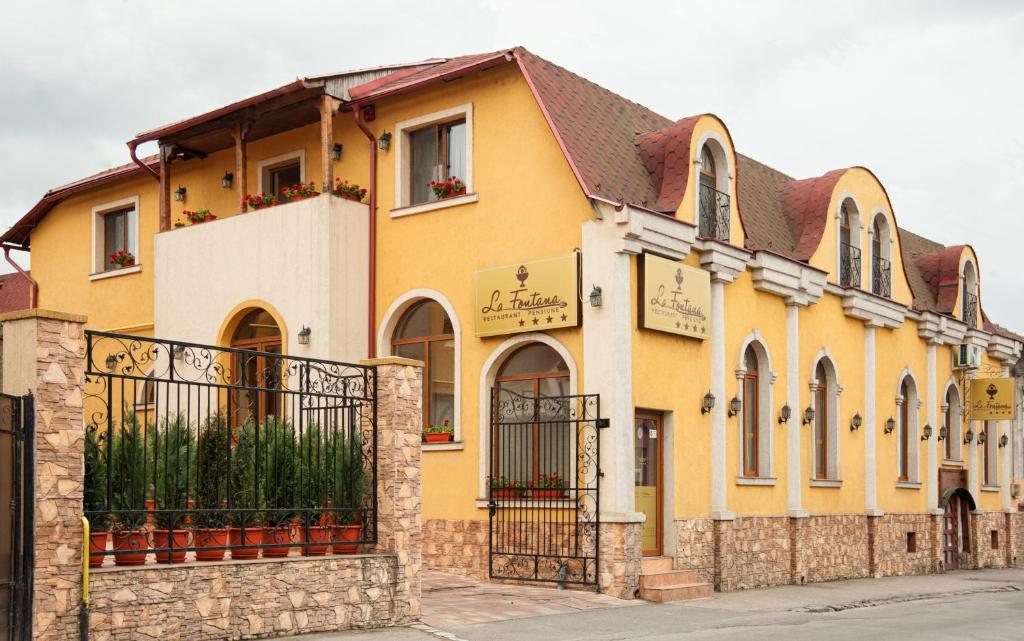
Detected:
[{"left": 953, "top": 344, "right": 982, "bottom": 370}]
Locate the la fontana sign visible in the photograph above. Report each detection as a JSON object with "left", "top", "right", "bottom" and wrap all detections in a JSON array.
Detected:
[{"left": 474, "top": 254, "right": 580, "bottom": 337}]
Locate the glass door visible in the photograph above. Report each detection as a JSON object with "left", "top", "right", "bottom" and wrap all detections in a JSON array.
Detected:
[{"left": 634, "top": 412, "right": 662, "bottom": 556}]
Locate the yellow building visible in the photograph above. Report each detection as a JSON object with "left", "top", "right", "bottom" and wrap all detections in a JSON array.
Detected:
[{"left": 4, "top": 47, "right": 1022, "bottom": 597}]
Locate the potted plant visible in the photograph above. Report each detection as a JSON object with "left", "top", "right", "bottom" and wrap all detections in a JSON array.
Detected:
[
  {"left": 489, "top": 476, "right": 526, "bottom": 500},
  {"left": 109, "top": 250, "right": 135, "bottom": 268},
  {"left": 260, "top": 416, "right": 298, "bottom": 558},
  {"left": 422, "top": 419, "right": 454, "bottom": 443},
  {"left": 281, "top": 182, "right": 319, "bottom": 203},
  {"left": 296, "top": 423, "right": 333, "bottom": 556},
  {"left": 184, "top": 209, "right": 217, "bottom": 225},
  {"left": 242, "top": 193, "right": 277, "bottom": 211},
  {"left": 331, "top": 178, "right": 367, "bottom": 202},
  {"left": 330, "top": 431, "right": 366, "bottom": 554},
  {"left": 228, "top": 418, "right": 264, "bottom": 559},
  {"left": 193, "top": 414, "right": 231, "bottom": 561},
  {"left": 429, "top": 176, "right": 466, "bottom": 200},
  {"left": 84, "top": 424, "right": 109, "bottom": 568},
  {"left": 152, "top": 415, "right": 194, "bottom": 564},
  {"left": 109, "top": 412, "right": 150, "bottom": 566},
  {"left": 529, "top": 472, "right": 567, "bottom": 500}
]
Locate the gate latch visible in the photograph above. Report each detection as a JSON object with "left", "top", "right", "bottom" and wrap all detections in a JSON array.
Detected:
[
  {"left": 487, "top": 501, "right": 497, "bottom": 517},
  {"left": 596, "top": 418, "right": 610, "bottom": 429}
]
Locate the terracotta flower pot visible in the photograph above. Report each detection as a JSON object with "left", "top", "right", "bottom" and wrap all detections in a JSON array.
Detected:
[
  {"left": 332, "top": 524, "right": 362, "bottom": 554},
  {"left": 89, "top": 531, "right": 109, "bottom": 568},
  {"left": 229, "top": 527, "right": 263, "bottom": 560},
  {"left": 336, "top": 192, "right": 363, "bottom": 202},
  {"left": 423, "top": 432, "right": 453, "bottom": 443},
  {"left": 194, "top": 528, "right": 228, "bottom": 562},
  {"left": 303, "top": 525, "right": 333, "bottom": 556},
  {"left": 530, "top": 489, "right": 566, "bottom": 501},
  {"left": 261, "top": 526, "right": 293, "bottom": 558},
  {"left": 153, "top": 529, "right": 189, "bottom": 564},
  {"left": 440, "top": 189, "right": 467, "bottom": 200},
  {"left": 112, "top": 530, "right": 149, "bottom": 566},
  {"left": 490, "top": 489, "right": 524, "bottom": 500}
]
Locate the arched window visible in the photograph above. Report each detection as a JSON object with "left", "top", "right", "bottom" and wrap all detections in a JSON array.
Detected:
[
  {"left": 838, "top": 200, "right": 861, "bottom": 288},
  {"left": 492, "top": 344, "right": 571, "bottom": 486},
  {"left": 391, "top": 300, "right": 455, "bottom": 431},
  {"left": 229, "top": 308, "right": 282, "bottom": 426},
  {"left": 698, "top": 144, "right": 730, "bottom": 240},
  {"left": 738, "top": 339, "right": 773, "bottom": 479},
  {"left": 982, "top": 421, "right": 997, "bottom": 487},
  {"left": 943, "top": 385, "right": 961, "bottom": 462},
  {"left": 813, "top": 361, "right": 829, "bottom": 479},
  {"left": 899, "top": 378, "right": 911, "bottom": 481},
  {"left": 810, "top": 355, "right": 840, "bottom": 482},
  {"left": 961, "top": 262, "right": 978, "bottom": 328},
  {"left": 742, "top": 346, "right": 760, "bottom": 477},
  {"left": 897, "top": 374, "right": 920, "bottom": 483},
  {"left": 871, "top": 214, "right": 892, "bottom": 297}
]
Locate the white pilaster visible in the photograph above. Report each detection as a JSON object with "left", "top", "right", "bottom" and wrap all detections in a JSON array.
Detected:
[
  {"left": 710, "top": 278, "right": 732, "bottom": 519},
  {"left": 864, "top": 326, "right": 879, "bottom": 514},
  {"left": 1002, "top": 366, "right": 1013, "bottom": 511},
  {"left": 968, "top": 421, "right": 980, "bottom": 500},
  {"left": 926, "top": 342, "right": 939, "bottom": 513},
  {"left": 786, "top": 303, "right": 806, "bottom": 517}
]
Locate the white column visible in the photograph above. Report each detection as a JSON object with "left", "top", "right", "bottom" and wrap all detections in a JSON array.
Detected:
[
  {"left": 864, "top": 325, "right": 879, "bottom": 514},
  {"left": 786, "top": 302, "right": 805, "bottom": 517},
  {"left": 968, "top": 415, "right": 980, "bottom": 499},
  {"left": 1002, "top": 366, "right": 1013, "bottom": 512},
  {"left": 926, "top": 342, "right": 939, "bottom": 513},
  {"left": 710, "top": 278, "right": 732, "bottom": 519}
]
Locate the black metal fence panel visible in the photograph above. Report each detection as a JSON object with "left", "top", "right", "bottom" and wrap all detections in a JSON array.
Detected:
[
  {"left": 83, "top": 331, "right": 377, "bottom": 562},
  {"left": 0, "top": 393, "right": 33, "bottom": 641}
]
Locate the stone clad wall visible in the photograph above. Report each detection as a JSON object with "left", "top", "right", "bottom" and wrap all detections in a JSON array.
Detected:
[
  {"left": 598, "top": 521, "right": 642, "bottom": 599},
  {"left": 423, "top": 519, "right": 489, "bottom": 578},
  {"left": 971, "top": 511, "right": 1009, "bottom": 568},
  {"left": 714, "top": 517, "right": 790, "bottom": 591},
  {"left": 673, "top": 518, "right": 715, "bottom": 584},
  {"left": 871, "top": 513, "right": 940, "bottom": 577},
  {"left": 791, "top": 515, "right": 870, "bottom": 584}
]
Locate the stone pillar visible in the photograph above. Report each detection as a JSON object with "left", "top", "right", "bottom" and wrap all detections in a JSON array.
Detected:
[
  {"left": 1, "top": 309, "right": 88, "bottom": 641},
  {"left": 361, "top": 357, "right": 423, "bottom": 622},
  {"left": 598, "top": 519, "right": 642, "bottom": 599}
]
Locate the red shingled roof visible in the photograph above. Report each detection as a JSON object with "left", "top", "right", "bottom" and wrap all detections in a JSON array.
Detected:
[
  {"left": 636, "top": 116, "right": 701, "bottom": 212},
  {"left": 910, "top": 241, "right": 965, "bottom": 315},
  {"left": 0, "top": 272, "right": 32, "bottom": 313},
  {"left": 777, "top": 170, "right": 848, "bottom": 262}
]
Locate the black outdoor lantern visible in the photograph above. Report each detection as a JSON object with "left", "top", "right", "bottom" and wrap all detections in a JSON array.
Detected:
[
  {"left": 728, "top": 396, "right": 742, "bottom": 418},
  {"left": 999, "top": 434, "right": 1009, "bottom": 448},
  {"left": 921, "top": 424, "right": 933, "bottom": 441},
  {"left": 884, "top": 417, "right": 896, "bottom": 434},
  {"left": 978, "top": 430, "right": 987, "bottom": 446},
  {"left": 701, "top": 391, "right": 716, "bottom": 415},
  {"left": 377, "top": 131, "right": 392, "bottom": 151},
  {"left": 330, "top": 143, "right": 343, "bottom": 161},
  {"left": 221, "top": 171, "right": 234, "bottom": 189},
  {"left": 850, "top": 413, "right": 863, "bottom": 431},
  {"left": 778, "top": 404, "right": 792, "bottom": 424},
  {"left": 938, "top": 425, "right": 948, "bottom": 441},
  {"left": 801, "top": 405, "right": 815, "bottom": 425},
  {"left": 174, "top": 185, "right": 187, "bottom": 202},
  {"left": 297, "top": 326, "right": 311, "bottom": 345},
  {"left": 964, "top": 428, "right": 974, "bottom": 444},
  {"left": 589, "top": 285, "right": 603, "bottom": 308},
  {"left": 104, "top": 354, "right": 117, "bottom": 371}
]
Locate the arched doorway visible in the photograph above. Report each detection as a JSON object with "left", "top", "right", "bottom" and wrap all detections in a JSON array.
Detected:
[
  {"left": 228, "top": 308, "right": 282, "bottom": 426},
  {"left": 940, "top": 488, "right": 976, "bottom": 570}
]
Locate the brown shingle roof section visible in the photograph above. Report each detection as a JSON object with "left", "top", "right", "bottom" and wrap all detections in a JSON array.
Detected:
[
  {"left": 898, "top": 229, "right": 944, "bottom": 312},
  {"left": 735, "top": 154, "right": 797, "bottom": 254},
  {"left": 777, "top": 169, "right": 847, "bottom": 262},
  {"left": 0, "top": 272, "right": 31, "bottom": 313},
  {"left": 636, "top": 116, "right": 700, "bottom": 212}
]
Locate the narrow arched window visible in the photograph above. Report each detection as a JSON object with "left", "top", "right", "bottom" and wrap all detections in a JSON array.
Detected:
[
  {"left": 229, "top": 308, "right": 282, "bottom": 426},
  {"left": 961, "top": 262, "right": 978, "bottom": 328},
  {"left": 742, "top": 346, "right": 760, "bottom": 477},
  {"left": 944, "top": 386, "right": 961, "bottom": 462},
  {"left": 871, "top": 215, "right": 892, "bottom": 297},
  {"left": 813, "top": 361, "right": 829, "bottom": 479},
  {"left": 698, "top": 145, "right": 729, "bottom": 240},
  {"left": 899, "top": 378, "right": 910, "bottom": 481},
  {"left": 839, "top": 201, "right": 860, "bottom": 288},
  {"left": 392, "top": 300, "right": 455, "bottom": 432}
]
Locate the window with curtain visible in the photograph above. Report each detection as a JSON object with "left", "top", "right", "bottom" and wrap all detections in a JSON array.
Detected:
[
  {"left": 813, "top": 361, "right": 829, "bottom": 480},
  {"left": 409, "top": 119, "right": 467, "bottom": 205},
  {"left": 742, "top": 346, "right": 760, "bottom": 477},
  {"left": 103, "top": 206, "right": 137, "bottom": 271},
  {"left": 899, "top": 379, "right": 911, "bottom": 481},
  {"left": 391, "top": 300, "right": 455, "bottom": 432}
]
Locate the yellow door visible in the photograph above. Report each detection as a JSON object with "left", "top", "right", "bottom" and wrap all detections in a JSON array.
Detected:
[{"left": 634, "top": 412, "right": 662, "bottom": 556}]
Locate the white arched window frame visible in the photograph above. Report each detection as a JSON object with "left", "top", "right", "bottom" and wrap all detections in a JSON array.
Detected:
[
  {"left": 835, "top": 196, "right": 863, "bottom": 288},
  {"left": 868, "top": 211, "right": 893, "bottom": 297},
  {"left": 693, "top": 131, "right": 733, "bottom": 241},
  {"left": 476, "top": 333, "right": 579, "bottom": 500},
  {"left": 960, "top": 259, "right": 979, "bottom": 328},
  {"left": 941, "top": 378, "right": 962, "bottom": 463},
  {"left": 896, "top": 368, "right": 922, "bottom": 484},
  {"left": 809, "top": 349, "right": 842, "bottom": 483},
  {"left": 379, "top": 289, "right": 462, "bottom": 444},
  {"left": 735, "top": 331, "right": 776, "bottom": 481}
]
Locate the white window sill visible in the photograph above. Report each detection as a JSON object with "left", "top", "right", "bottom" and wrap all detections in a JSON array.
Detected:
[
  {"left": 90, "top": 265, "right": 142, "bottom": 281},
  {"left": 390, "top": 193, "right": 478, "bottom": 218},
  {"left": 896, "top": 481, "right": 922, "bottom": 490},
  {"left": 735, "top": 476, "right": 777, "bottom": 486},
  {"left": 981, "top": 484, "right": 1001, "bottom": 493},
  {"left": 809, "top": 479, "right": 843, "bottom": 488},
  {"left": 942, "top": 459, "right": 964, "bottom": 468},
  {"left": 422, "top": 441, "right": 464, "bottom": 452}
]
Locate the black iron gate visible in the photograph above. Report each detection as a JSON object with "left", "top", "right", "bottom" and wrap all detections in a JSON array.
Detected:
[
  {"left": 0, "top": 394, "right": 33, "bottom": 641},
  {"left": 488, "top": 389, "right": 606, "bottom": 590}
]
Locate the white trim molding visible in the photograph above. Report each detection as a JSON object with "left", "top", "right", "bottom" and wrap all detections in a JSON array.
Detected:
[
  {"left": 256, "top": 149, "right": 306, "bottom": 194},
  {"left": 394, "top": 102, "right": 474, "bottom": 209}
]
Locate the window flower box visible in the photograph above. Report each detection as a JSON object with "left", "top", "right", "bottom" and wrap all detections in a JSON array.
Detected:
[
  {"left": 332, "top": 178, "right": 367, "bottom": 202},
  {"left": 423, "top": 419, "right": 454, "bottom": 443},
  {"left": 184, "top": 209, "right": 217, "bottom": 225},
  {"left": 281, "top": 182, "right": 320, "bottom": 203},
  {"left": 430, "top": 176, "right": 467, "bottom": 201},
  {"left": 489, "top": 476, "right": 526, "bottom": 500},
  {"left": 109, "top": 251, "right": 135, "bottom": 268},
  {"left": 242, "top": 193, "right": 278, "bottom": 211},
  {"left": 529, "top": 473, "right": 567, "bottom": 500}
]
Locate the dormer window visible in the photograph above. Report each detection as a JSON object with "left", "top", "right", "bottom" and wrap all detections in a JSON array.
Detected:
[
  {"left": 838, "top": 200, "right": 861, "bottom": 287},
  {"left": 697, "top": 144, "right": 730, "bottom": 241},
  {"left": 870, "top": 214, "right": 892, "bottom": 297},
  {"left": 961, "top": 262, "right": 978, "bottom": 328}
]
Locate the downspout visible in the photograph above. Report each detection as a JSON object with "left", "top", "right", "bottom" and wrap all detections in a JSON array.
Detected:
[
  {"left": 353, "top": 106, "right": 378, "bottom": 358},
  {"left": 128, "top": 140, "right": 160, "bottom": 181},
  {"left": 4, "top": 245, "right": 37, "bottom": 308}
]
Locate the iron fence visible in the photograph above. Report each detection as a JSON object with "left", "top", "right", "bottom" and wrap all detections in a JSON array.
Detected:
[
  {"left": 698, "top": 183, "right": 731, "bottom": 241},
  {"left": 840, "top": 243, "right": 861, "bottom": 288},
  {"left": 83, "top": 331, "right": 377, "bottom": 564},
  {"left": 872, "top": 255, "right": 891, "bottom": 297},
  {"left": 963, "top": 292, "right": 978, "bottom": 328}
]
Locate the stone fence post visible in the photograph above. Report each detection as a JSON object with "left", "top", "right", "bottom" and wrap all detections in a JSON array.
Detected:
[
  {"left": 1, "top": 309, "right": 87, "bottom": 641},
  {"left": 361, "top": 357, "right": 423, "bottom": 622}
]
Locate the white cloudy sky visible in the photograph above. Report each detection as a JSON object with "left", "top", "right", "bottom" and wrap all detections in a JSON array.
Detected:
[{"left": 1, "top": 1, "right": 1022, "bottom": 325}]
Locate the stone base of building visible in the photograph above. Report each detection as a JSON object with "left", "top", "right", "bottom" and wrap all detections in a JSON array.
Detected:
[{"left": 88, "top": 554, "right": 412, "bottom": 640}]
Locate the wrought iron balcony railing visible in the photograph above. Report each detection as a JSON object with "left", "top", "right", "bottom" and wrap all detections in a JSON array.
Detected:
[
  {"left": 872, "top": 255, "right": 891, "bottom": 298},
  {"left": 698, "top": 183, "right": 731, "bottom": 241},
  {"left": 963, "top": 292, "right": 978, "bottom": 328},
  {"left": 839, "top": 243, "right": 861, "bottom": 288}
]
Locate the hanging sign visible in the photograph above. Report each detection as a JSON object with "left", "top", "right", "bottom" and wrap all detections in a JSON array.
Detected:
[
  {"left": 639, "top": 253, "right": 710, "bottom": 340},
  {"left": 474, "top": 254, "right": 580, "bottom": 337},
  {"left": 968, "top": 378, "right": 1017, "bottom": 421}
]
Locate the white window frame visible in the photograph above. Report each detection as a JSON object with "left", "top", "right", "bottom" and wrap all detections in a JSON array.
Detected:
[
  {"left": 835, "top": 195, "right": 863, "bottom": 288},
  {"left": 256, "top": 149, "right": 306, "bottom": 195},
  {"left": 942, "top": 378, "right": 962, "bottom": 464},
  {"left": 734, "top": 331, "right": 776, "bottom": 482},
  {"left": 90, "top": 195, "right": 141, "bottom": 280},
  {"left": 895, "top": 369, "right": 922, "bottom": 486},
  {"left": 392, "top": 103, "right": 475, "bottom": 218},
  {"left": 809, "top": 350, "right": 843, "bottom": 484}
]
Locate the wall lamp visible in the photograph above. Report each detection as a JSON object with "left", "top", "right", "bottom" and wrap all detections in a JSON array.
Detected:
[
  {"left": 297, "top": 326, "right": 311, "bottom": 345},
  {"left": 174, "top": 185, "right": 187, "bottom": 202},
  {"left": 964, "top": 428, "right": 974, "bottom": 444},
  {"left": 171, "top": 344, "right": 185, "bottom": 361},
  {"left": 700, "top": 391, "right": 715, "bottom": 415},
  {"left": 377, "top": 131, "right": 392, "bottom": 151},
  {"left": 778, "top": 404, "right": 792, "bottom": 424},
  {"left": 221, "top": 171, "right": 234, "bottom": 189},
  {"left": 104, "top": 354, "right": 118, "bottom": 371},
  {"left": 728, "top": 396, "right": 742, "bottom": 418},
  {"left": 978, "top": 430, "right": 987, "bottom": 446},
  {"left": 938, "top": 425, "right": 948, "bottom": 442},
  {"left": 999, "top": 434, "right": 1009, "bottom": 448},
  {"left": 589, "top": 285, "right": 603, "bottom": 307},
  {"left": 330, "top": 143, "right": 343, "bottom": 161},
  {"left": 921, "top": 424, "right": 933, "bottom": 441},
  {"left": 884, "top": 417, "right": 896, "bottom": 434},
  {"left": 850, "top": 413, "right": 862, "bottom": 431},
  {"left": 801, "top": 405, "right": 815, "bottom": 425}
]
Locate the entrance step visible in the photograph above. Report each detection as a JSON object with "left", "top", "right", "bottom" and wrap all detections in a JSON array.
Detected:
[{"left": 638, "top": 557, "right": 714, "bottom": 603}]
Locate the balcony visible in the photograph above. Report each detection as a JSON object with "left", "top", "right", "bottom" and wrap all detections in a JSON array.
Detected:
[
  {"left": 839, "top": 243, "right": 861, "bottom": 288},
  {"left": 962, "top": 292, "right": 978, "bottom": 328},
  {"left": 871, "top": 255, "right": 891, "bottom": 298},
  {"left": 154, "top": 194, "right": 369, "bottom": 362},
  {"left": 698, "top": 183, "right": 731, "bottom": 241}
]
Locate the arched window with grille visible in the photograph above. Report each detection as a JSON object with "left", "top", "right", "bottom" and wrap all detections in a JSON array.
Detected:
[
  {"left": 391, "top": 299, "right": 456, "bottom": 433},
  {"left": 871, "top": 214, "right": 892, "bottom": 297},
  {"left": 838, "top": 200, "right": 861, "bottom": 288}
]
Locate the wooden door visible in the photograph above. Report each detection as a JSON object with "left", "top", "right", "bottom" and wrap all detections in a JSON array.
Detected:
[
  {"left": 634, "top": 412, "right": 663, "bottom": 556},
  {"left": 943, "top": 495, "right": 961, "bottom": 570}
]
